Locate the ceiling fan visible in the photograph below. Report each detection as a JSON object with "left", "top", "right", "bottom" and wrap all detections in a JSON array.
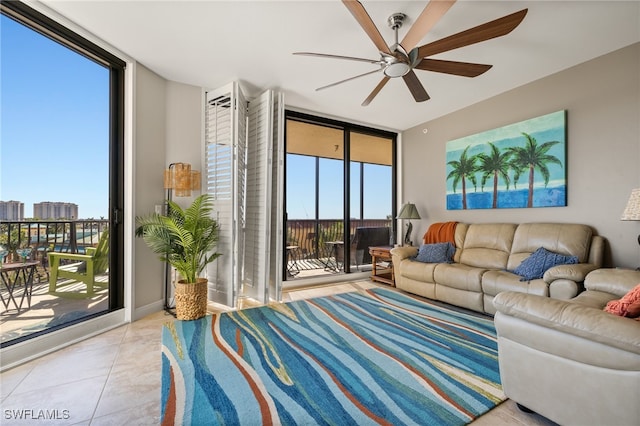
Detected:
[{"left": 294, "top": 0, "right": 528, "bottom": 106}]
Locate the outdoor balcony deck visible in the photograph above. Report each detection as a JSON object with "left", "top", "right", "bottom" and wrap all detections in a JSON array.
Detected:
[
  {"left": 1, "top": 218, "right": 390, "bottom": 344},
  {"left": 0, "top": 220, "right": 109, "bottom": 345},
  {"left": 285, "top": 219, "right": 391, "bottom": 279}
]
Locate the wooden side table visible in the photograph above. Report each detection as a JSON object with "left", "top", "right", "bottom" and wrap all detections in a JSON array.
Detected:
[{"left": 369, "top": 246, "right": 394, "bottom": 286}]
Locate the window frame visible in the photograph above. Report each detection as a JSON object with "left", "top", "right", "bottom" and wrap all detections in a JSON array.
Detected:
[
  {"left": 0, "top": 1, "right": 125, "bottom": 346},
  {"left": 284, "top": 110, "right": 397, "bottom": 274}
]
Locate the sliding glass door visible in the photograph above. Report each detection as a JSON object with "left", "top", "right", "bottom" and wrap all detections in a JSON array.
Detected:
[
  {"left": 0, "top": 2, "right": 124, "bottom": 347},
  {"left": 284, "top": 112, "right": 396, "bottom": 282},
  {"left": 285, "top": 120, "right": 344, "bottom": 278}
]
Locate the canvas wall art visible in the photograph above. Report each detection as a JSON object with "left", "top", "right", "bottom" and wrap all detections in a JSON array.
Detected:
[{"left": 446, "top": 110, "right": 567, "bottom": 210}]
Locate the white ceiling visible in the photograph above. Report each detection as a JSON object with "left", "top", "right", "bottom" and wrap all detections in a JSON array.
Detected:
[{"left": 41, "top": 0, "right": 640, "bottom": 131}]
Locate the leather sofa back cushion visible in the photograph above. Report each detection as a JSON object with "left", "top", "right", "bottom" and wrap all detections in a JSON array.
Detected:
[
  {"left": 508, "top": 223, "right": 593, "bottom": 270},
  {"left": 459, "top": 223, "right": 517, "bottom": 269},
  {"left": 585, "top": 268, "right": 640, "bottom": 297}
]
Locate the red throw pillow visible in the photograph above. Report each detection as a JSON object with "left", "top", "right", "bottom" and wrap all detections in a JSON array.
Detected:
[{"left": 604, "top": 283, "right": 640, "bottom": 319}]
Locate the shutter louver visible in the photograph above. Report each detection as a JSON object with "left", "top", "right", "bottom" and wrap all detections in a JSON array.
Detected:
[
  {"left": 204, "top": 83, "right": 283, "bottom": 307},
  {"left": 204, "top": 83, "right": 246, "bottom": 307},
  {"left": 243, "top": 90, "right": 273, "bottom": 302}
]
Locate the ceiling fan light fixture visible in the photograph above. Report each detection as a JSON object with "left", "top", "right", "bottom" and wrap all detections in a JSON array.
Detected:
[
  {"left": 297, "top": 2, "right": 528, "bottom": 104},
  {"left": 384, "top": 62, "right": 411, "bottom": 78}
]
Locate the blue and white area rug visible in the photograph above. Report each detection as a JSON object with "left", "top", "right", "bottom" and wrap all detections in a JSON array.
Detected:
[{"left": 161, "top": 288, "right": 504, "bottom": 425}]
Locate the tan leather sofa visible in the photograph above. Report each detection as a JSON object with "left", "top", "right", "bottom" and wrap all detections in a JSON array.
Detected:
[
  {"left": 493, "top": 268, "right": 640, "bottom": 426},
  {"left": 390, "top": 223, "right": 605, "bottom": 315}
]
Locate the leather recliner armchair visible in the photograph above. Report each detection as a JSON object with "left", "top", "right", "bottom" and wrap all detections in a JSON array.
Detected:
[{"left": 493, "top": 268, "right": 640, "bottom": 426}]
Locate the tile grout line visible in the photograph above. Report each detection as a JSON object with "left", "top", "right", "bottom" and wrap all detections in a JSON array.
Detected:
[
  {"left": 87, "top": 322, "right": 129, "bottom": 424},
  {"left": 0, "top": 361, "right": 37, "bottom": 401}
]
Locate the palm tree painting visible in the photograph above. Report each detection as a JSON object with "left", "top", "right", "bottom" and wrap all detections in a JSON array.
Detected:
[
  {"left": 446, "top": 145, "right": 478, "bottom": 210},
  {"left": 446, "top": 111, "right": 566, "bottom": 210}
]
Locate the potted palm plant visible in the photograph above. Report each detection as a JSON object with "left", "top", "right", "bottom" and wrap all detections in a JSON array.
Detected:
[{"left": 135, "top": 194, "right": 221, "bottom": 320}]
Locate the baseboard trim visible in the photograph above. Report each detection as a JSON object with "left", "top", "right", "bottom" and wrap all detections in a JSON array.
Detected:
[{"left": 134, "top": 299, "right": 164, "bottom": 321}]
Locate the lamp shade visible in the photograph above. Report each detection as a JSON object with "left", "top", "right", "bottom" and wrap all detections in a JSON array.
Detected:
[
  {"left": 397, "top": 203, "right": 421, "bottom": 220},
  {"left": 164, "top": 162, "right": 201, "bottom": 197},
  {"left": 621, "top": 188, "right": 640, "bottom": 221}
]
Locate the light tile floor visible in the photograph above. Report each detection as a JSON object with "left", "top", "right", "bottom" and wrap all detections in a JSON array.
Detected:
[{"left": 0, "top": 281, "right": 557, "bottom": 425}]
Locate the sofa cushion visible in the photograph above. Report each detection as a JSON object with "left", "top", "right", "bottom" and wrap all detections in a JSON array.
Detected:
[
  {"left": 494, "top": 291, "right": 640, "bottom": 355},
  {"left": 512, "top": 247, "right": 578, "bottom": 281},
  {"left": 459, "top": 223, "right": 516, "bottom": 269},
  {"left": 482, "top": 269, "right": 549, "bottom": 297},
  {"left": 507, "top": 223, "right": 593, "bottom": 270},
  {"left": 414, "top": 242, "right": 455, "bottom": 263},
  {"left": 585, "top": 268, "right": 640, "bottom": 297},
  {"left": 571, "top": 290, "right": 617, "bottom": 309},
  {"left": 433, "top": 263, "right": 486, "bottom": 292},
  {"left": 399, "top": 259, "right": 438, "bottom": 283}
]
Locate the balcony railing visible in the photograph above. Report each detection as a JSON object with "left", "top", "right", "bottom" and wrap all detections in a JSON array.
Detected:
[
  {"left": 2, "top": 218, "right": 385, "bottom": 278},
  {"left": 286, "top": 219, "right": 391, "bottom": 269},
  {"left": 0, "top": 220, "right": 109, "bottom": 271}
]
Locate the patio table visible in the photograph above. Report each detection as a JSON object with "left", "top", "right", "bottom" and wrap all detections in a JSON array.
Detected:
[
  {"left": 324, "top": 241, "right": 344, "bottom": 273},
  {"left": 0, "top": 261, "right": 38, "bottom": 313}
]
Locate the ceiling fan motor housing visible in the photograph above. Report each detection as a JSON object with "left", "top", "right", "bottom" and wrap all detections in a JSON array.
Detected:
[{"left": 383, "top": 13, "right": 411, "bottom": 78}]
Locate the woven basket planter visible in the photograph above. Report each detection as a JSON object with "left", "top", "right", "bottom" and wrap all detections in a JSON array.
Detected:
[{"left": 175, "top": 278, "right": 208, "bottom": 320}]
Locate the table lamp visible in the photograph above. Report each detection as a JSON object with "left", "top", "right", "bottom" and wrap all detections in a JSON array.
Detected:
[
  {"left": 621, "top": 188, "right": 640, "bottom": 246},
  {"left": 397, "top": 203, "right": 421, "bottom": 246}
]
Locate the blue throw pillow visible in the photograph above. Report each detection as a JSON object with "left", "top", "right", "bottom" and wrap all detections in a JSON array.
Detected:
[
  {"left": 414, "top": 242, "right": 455, "bottom": 264},
  {"left": 513, "top": 247, "right": 579, "bottom": 281}
]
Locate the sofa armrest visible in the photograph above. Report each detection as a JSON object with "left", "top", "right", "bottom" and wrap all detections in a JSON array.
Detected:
[
  {"left": 493, "top": 291, "right": 640, "bottom": 355},
  {"left": 390, "top": 246, "right": 418, "bottom": 268},
  {"left": 542, "top": 262, "right": 599, "bottom": 284}
]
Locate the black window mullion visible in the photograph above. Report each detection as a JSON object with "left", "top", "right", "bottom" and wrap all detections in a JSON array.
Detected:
[
  {"left": 0, "top": 1, "right": 125, "bottom": 69},
  {"left": 343, "top": 130, "right": 350, "bottom": 273},
  {"left": 1, "top": 0, "right": 126, "bottom": 321}
]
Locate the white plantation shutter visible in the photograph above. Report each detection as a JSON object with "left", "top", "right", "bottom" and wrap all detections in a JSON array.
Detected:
[
  {"left": 269, "top": 92, "right": 285, "bottom": 302},
  {"left": 204, "top": 82, "right": 246, "bottom": 307},
  {"left": 242, "top": 90, "right": 273, "bottom": 303},
  {"left": 205, "top": 83, "right": 284, "bottom": 307}
]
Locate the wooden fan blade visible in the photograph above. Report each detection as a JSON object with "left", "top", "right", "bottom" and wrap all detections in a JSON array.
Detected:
[
  {"left": 362, "top": 76, "right": 390, "bottom": 106},
  {"left": 417, "top": 9, "right": 528, "bottom": 58},
  {"left": 342, "top": 0, "right": 391, "bottom": 54},
  {"left": 401, "top": 0, "right": 456, "bottom": 52},
  {"left": 402, "top": 70, "right": 430, "bottom": 102},
  {"left": 293, "top": 52, "right": 383, "bottom": 65},
  {"left": 414, "top": 58, "right": 492, "bottom": 77},
  {"left": 316, "top": 68, "right": 383, "bottom": 91}
]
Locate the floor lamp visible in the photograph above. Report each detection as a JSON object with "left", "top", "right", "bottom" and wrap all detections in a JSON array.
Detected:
[
  {"left": 397, "top": 203, "right": 421, "bottom": 246},
  {"left": 163, "top": 162, "right": 201, "bottom": 315}
]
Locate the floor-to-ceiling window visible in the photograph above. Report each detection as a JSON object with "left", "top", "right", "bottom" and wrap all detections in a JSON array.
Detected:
[
  {"left": 284, "top": 112, "right": 396, "bottom": 281},
  {"left": 0, "top": 2, "right": 124, "bottom": 347}
]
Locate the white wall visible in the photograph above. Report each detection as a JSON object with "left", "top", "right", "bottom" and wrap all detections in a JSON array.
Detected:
[
  {"left": 400, "top": 43, "right": 640, "bottom": 269},
  {"left": 133, "top": 75, "right": 204, "bottom": 310},
  {"left": 134, "top": 64, "right": 167, "bottom": 308},
  {"left": 165, "top": 81, "right": 204, "bottom": 210}
]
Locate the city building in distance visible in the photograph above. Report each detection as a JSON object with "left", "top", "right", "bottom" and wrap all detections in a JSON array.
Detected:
[
  {"left": 0, "top": 200, "right": 25, "bottom": 220},
  {"left": 33, "top": 202, "right": 78, "bottom": 220}
]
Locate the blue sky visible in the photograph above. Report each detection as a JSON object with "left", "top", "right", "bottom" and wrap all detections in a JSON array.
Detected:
[
  {"left": 1, "top": 14, "right": 109, "bottom": 219},
  {"left": 286, "top": 155, "right": 392, "bottom": 220},
  {"left": 1, "top": 14, "right": 392, "bottom": 221}
]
